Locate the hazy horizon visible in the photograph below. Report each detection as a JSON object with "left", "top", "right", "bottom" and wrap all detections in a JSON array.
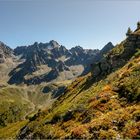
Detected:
[{"left": 0, "top": 0, "right": 140, "bottom": 49}]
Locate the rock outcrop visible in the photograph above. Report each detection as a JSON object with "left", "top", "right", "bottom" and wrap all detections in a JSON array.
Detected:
[
  {"left": 91, "top": 30, "right": 140, "bottom": 80},
  {"left": 0, "top": 41, "right": 13, "bottom": 63}
]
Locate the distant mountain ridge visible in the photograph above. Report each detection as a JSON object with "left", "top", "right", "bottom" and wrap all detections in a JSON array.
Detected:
[{"left": 6, "top": 40, "right": 114, "bottom": 85}]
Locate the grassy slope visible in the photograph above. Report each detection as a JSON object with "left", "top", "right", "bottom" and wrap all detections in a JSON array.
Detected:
[
  {"left": 0, "top": 84, "right": 53, "bottom": 127},
  {"left": 0, "top": 120, "right": 28, "bottom": 139},
  {"left": 0, "top": 87, "right": 30, "bottom": 126},
  {"left": 0, "top": 80, "right": 71, "bottom": 138}
]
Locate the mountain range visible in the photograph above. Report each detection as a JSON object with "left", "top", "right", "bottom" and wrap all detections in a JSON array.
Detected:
[{"left": 6, "top": 40, "right": 113, "bottom": 85}]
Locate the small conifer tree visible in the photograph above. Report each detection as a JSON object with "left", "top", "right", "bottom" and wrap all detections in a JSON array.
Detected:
[
  {"left": 137, "top": 21, "right": 140, "bottom": 29},
  {"left": 126, "top": 27, "right": 132, "bottom": 37}
]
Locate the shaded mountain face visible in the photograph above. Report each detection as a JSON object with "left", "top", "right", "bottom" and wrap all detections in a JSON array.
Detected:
[
  {"left": 91, "top": 30, "right": 140, "bottom": 81},
  {"left": 0, "top": 41, "right": 13, "bottom": 63},
  {"left": 8, "top": 40, "right": 114, "bottom": 85},
  {"left": 81, "top": 42, "right": 114, "bottom": 75},
  {"left": 90, "top": 42, "right": 114, "bottom": 62},
  {"left": 100, "top": 42, "right": 114, "bottom": 54}
]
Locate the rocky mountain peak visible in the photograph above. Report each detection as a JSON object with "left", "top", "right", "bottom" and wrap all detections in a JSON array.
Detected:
[
  {"left": 33, "top": 42, "right": 39, "bottom": 47},
  {"left": 48, "top": 40, "right": 60, "bottom": 49},
  {"left": 70, "top": 46, "right": 83, "bottom": 52},
  {"left": 74, "top": 45, "right": 83, "bottom": 50},
  {"left": 0, "top": 41, "right": 4, "bottom": 46},
  {"left": 100, "top": 42, "right": 114, "bottom": 54}
]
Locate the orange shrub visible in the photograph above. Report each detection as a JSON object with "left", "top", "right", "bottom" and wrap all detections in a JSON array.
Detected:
[
  {"left": 71, "top": 126, "right": 88, "bottom": 139},
  {"left": 102, "top": 85, "right": 112, "bottom": 91}
]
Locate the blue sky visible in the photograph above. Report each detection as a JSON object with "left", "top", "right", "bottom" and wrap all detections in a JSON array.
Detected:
[{"left": 0, "top": 0, "right": 140, "bottom": 49}]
